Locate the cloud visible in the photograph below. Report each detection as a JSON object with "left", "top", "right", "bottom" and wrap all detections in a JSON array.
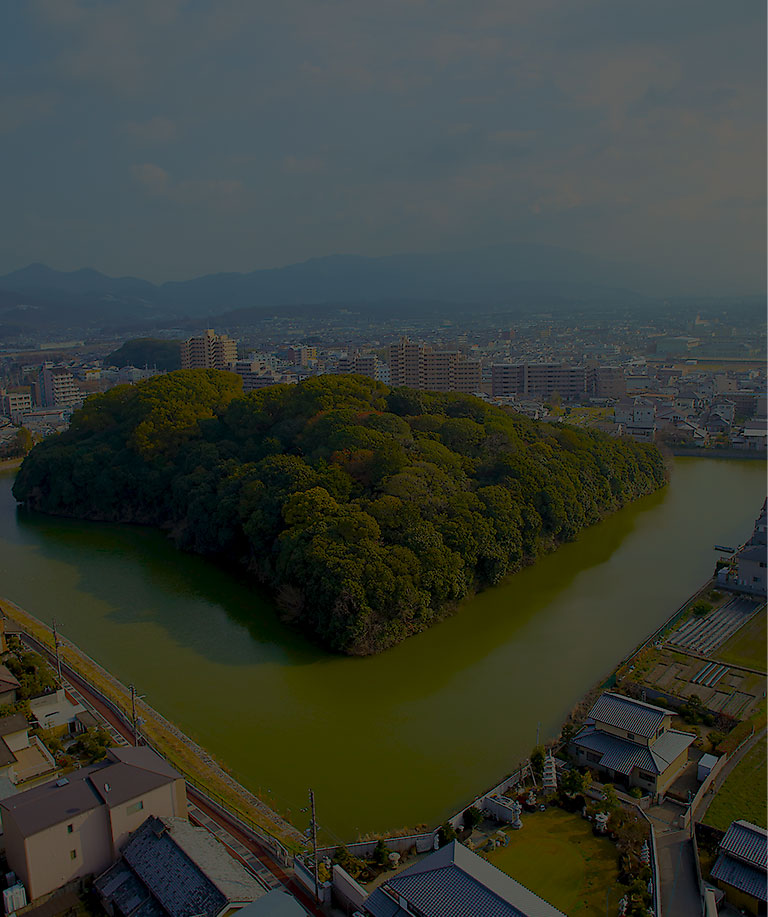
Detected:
[
  {"left": 281, "top": 155, "right": 326, "bottom": 175},
  {"left": 120, "top": 117, "right": 177, "bottom": 143},
  {"left": 131, "top": 163, "right": 170, "bottom": 194}
]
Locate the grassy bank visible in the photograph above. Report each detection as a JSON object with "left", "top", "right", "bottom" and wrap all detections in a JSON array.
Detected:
[{"left": 0, "top": 596, "right": 306, "bottom": 852}]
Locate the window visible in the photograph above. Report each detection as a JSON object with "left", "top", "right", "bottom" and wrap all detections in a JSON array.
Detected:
[
  {"left": 70, "top": 850, "right": 77, "bottom": 860},
  {"left": 126, "top": 800, "right": 144, "bottom": 816},
  {"left": 67, "top": 824, "right": 73, "bottom": 834}
]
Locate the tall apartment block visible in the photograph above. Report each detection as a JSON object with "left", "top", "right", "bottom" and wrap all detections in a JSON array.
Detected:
[
  {"left": 586, "top": 365, "right": 626, "bottom": 399},
  {"left": 388, "top": 338, "right": 481, "bottom": 394},
  {"left": 1, "top": 388, "right": 33, "bottom": 423},
  {"left": 38, "top": 363, "right": 82, "bottom": 409},
  {"left": 491, "top": 363, "right": 587, "bottom": 401},
  {"left": 336, "top": 353, "right": 388, "bottom": 382},
  {"left": 180, "top": 329, "right": 238, "bottom": 370}
]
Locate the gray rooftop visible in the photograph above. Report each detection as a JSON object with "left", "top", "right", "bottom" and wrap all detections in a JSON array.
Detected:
[
  {"left": 365, "top": 840, "right": 565, "bottom": 917},
  {"left": 0, "top": 746, "right": 181, "bottom": 837},
  {"left": 572, "top": 726, "right": 694, "bottom": 777},
  {"left": 103, "top": 816, "right": 264, "bottom": 917},
  {"left": 0, "top": 665, "right": 20, "bottom": 692},
  {"left": 0, "top": 713, "right": 29, "bottom": 737},
  {"left": 587, "top": 693, "right": 668, "bottom": 738},
  {"left": 720, "top": 820, "right": 768, "bottom": 871},
  {"left": 711, "top": 853, "right": 767, "bottom": 903}
]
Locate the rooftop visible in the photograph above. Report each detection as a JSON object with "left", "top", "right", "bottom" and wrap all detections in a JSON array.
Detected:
[
  {"left": 587, "top": 693, "right": 668, "bottom": 738},
  {"left": 365, "top": 840, "right": 565, "bottom": 917}
]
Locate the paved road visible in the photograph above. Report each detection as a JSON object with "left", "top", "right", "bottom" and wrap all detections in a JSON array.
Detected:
[
  {"left": 655, "top": 830, "right": 702, "bottom": 917},
  {"left": 20, "top": 631, "right": 324, "bottom": 917}
]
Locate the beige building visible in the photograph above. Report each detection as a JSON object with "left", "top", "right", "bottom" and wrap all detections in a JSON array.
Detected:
[
  {"left": 180, "top": 329, "right": 238, "bottom": 370},
  {"left": 389, "top": 338, "right": 481, "bottom": 394},
  {"left": 570, "top": 693, "right": 695, "bottom": 798},
  {"left": 491, "top": 362, "right": 587, "bottom": 401},
  {"left": 1, "top": 389, "right": 33, "bottom": 424},
  {"left": 0, "top": 746, "right": 186, "bottom": 901},
  {"left": 38, "top": 364, "right": 82, "bottom": 409}
]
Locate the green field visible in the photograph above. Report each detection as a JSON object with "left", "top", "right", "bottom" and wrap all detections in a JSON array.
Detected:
[
  {"left": 704, "top": 735, "right": 767, "bottom": 831},
  {"left": 717, "top": 611, "right": 767, "bottom": 672},
  {"left": 486, "top": 807, "right": 622, "bottom": 916}
]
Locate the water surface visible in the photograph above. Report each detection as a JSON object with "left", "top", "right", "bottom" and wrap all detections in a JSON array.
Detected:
[{"left": 0, "top": 459, "right": 763, "bottom": 839}]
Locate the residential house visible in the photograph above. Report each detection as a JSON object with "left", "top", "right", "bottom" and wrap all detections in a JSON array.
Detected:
[
  {"left": 0, "top": 665, "right": 20, "bottom": 705},
  {"left": 0, "top": 746, "right": 186, "bottom": 900},
  {"left": 95, "top": 815, "right": 265, "bottom": 917},
  {"left": 710, "top": 820, "right": 766, "bottom": 916},
  {"left": 0, "top": 713, "right": 55, "bottom": 786},
  {"left": 569, "top": 693, "right": 695, "bottom": 798},
  {"left": 364, "top": 839, "right": 565, "bottom": 917}
]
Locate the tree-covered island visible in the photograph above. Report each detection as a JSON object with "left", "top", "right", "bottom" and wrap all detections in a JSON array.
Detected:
[{"left": 13, "top": 372, "right": 666, "bottom": 654}]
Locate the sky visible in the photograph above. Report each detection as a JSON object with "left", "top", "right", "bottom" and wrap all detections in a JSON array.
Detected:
[{"left": 1, "top": 0, "right": 765, "bottom": 293}]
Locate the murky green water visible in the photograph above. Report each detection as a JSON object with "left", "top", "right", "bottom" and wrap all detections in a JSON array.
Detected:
[{"left": 0, "top": 459, "right": 763, "bottom": 839}]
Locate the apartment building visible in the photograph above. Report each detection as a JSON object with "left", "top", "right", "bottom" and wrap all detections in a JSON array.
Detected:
[
  {"left": 38, "top": 364, "right": 82, "bottom": 409},
  {"left": 0, "top": 746, "right": 186, "bottom": 900},
  {"left": 491, "top": 363, "right": 587, "bottom": 401},
  {"left": 180, "top": 330, "right": 238, "bottom": 370},
  {"left": 587, "top": 365, "right": 626, "bottom": 399},
  {"left": 389, "top": 338, "right": 481, "bottom": 394},
  {"left": 1, "top": 388, "right": 33, "bottom": 424}
]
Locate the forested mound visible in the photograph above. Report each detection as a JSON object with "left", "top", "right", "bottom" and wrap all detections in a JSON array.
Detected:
[{"left": 13, "top": 372, "right": 666, "bottom": 654}]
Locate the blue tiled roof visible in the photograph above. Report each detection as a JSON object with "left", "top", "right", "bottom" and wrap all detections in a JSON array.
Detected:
[
  {"left": 587, "top": 694, "right": 667, "bottom": 738},
  {"left": 365, "top": 841, "right": 565, "bottom": 917},
  {"left": 711, "top": 853, "right": 767, "bottom": 902},
  {"left": 572, "top": 727, "right": 658, "bottom": 776},
  {"left": 720, "top": 820, "right": 768, "bottom": 871}
]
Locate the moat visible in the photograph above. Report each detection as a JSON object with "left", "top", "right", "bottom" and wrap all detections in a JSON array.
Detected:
[{"left": 0, "top": 458, "right": 763, "bottom": 839}]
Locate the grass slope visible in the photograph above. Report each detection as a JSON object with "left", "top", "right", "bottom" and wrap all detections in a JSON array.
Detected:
[{"left": 704, "top": 735, "right": 767, "bottom": 830}]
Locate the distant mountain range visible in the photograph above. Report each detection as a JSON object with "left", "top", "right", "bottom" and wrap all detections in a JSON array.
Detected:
[
  {"left": 3, "top": 244, "right": 761, "bottom": 340},
  {"left": 0, "top": 244, "right": 665, "bottom": 337}
]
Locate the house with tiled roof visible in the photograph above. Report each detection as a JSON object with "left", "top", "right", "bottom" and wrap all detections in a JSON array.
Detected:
[
  {"left": 569, "top": 693, "right": 695, "bottom": 798},
  {"left": 0, "top": 746, "right": 186, "bottom": 901},
  {"left": 364, "top": 839, "right": 565, "bottom": 917},
  {"left": 95, "top": 815, "right": 266, "bottom": 917},
  {"left": 710, "top": 820, "right": 767, "bottom": 916},
  {"left": 0, "top": 665, "right": 20, "bottom": 705}
]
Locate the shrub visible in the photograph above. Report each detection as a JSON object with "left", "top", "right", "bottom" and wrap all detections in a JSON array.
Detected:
[
  {"left": 530, "top": 746, "right": 545, "bottom": 778},
  {"left": 463, "top": 806, "right": 483, "bottom": 830},
  {"left": 438, "top": 822, "right": 457, "bottom": 847},
  {"left": 373, "top": 839, "right": 389, "bottom": 867},
  {"left": 691, "top": 601, "right": 712, "bottom": 617}
]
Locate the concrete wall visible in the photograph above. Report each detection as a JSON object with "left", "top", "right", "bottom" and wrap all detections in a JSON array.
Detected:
[
  {"left": 317, "top": 832, "right": 436, "bottom": 862},
  {"left": 108, "top": 779, "right": 186, "bottom": 856},
  {"left": 331, "top": 864, "right": 368, "bottom": 911},
  {"left": 18, "top": 806, "right": 112, "bottom": 900}
]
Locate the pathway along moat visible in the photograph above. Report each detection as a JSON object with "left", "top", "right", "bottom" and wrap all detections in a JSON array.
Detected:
[{"left": 0, "top": 458, "right": 764, "bottom": 839}]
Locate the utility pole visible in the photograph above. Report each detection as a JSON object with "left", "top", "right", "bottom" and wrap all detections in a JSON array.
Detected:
[
  {"left": 309, "top": 788, "right": 319, "bottom": 903},
  {"left": 129, "top": 684, "right": 139, "bottom": 746},
  {"left": 52, "top": 619, "right": 62, "bottom": 683}
]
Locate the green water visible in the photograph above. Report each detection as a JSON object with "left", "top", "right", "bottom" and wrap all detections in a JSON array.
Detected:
[{"left": 0, "top": 459, "right": 764, "bottom": 839}]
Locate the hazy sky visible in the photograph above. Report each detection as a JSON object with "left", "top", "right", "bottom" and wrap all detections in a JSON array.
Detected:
[{"left": 2, "top": 0, "right": 765, "bottom": 292}]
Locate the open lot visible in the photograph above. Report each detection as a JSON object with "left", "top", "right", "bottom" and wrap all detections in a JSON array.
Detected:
[
  {"left": 703, "top": 735, "right": 767, "bottom": 831},
  {"left": 716, "top": 611, "right": 767, "bottom": 672},
  {"left": 485, "top": 807, "right": 623, "bottom": 916}
]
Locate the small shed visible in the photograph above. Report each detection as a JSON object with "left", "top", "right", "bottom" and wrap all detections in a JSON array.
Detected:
[{"left": 698, "top": 753, "right": 719, "bottom": 782}]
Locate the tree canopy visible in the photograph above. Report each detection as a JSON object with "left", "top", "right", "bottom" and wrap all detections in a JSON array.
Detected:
[
  {"left": 105, "top": 338, "right": 182, "bottom": 371},
  {"left": 13, "top": 372, "right": 666, "bottom": 654}
]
